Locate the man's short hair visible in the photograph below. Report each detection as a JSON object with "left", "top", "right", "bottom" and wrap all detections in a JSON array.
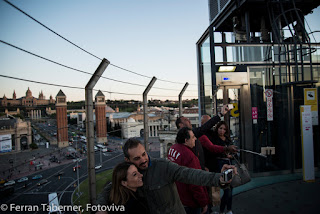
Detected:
[
  {"left": 123, "top": 138, "right": 142, "bottom": 159},
  {"left": 176, "top": 116, "right": 183, "bottom": 129},
  {"left": 176, "top": 127, "right": 192, "bottom": 144}
]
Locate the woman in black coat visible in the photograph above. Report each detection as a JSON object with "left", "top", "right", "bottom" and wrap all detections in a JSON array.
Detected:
[{"left": 108, "top": 162, "right": 149, "bottom": 214}]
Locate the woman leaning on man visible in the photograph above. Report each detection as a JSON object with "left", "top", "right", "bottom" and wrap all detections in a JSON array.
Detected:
[{"left": 99, "top": 162, "right": 149, "bottom": 214}]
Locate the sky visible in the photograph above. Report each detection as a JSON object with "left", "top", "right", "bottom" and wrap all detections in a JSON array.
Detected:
[{"left": 0, "top": 0, "right": 319, "bottom": 102}]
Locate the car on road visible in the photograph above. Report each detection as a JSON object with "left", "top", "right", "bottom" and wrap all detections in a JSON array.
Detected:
[
  {"left": 32, "top": 174, "right": 43, "bottom": 180},
  {"left": 96, "top": 144, "right": 108, "bottom": 152},
  {"left": 4, "top": 180, "right": 15, "bottom": 186},
  {"left": 73, "top": 165, "right": 81, "bottom": 171},
  {"left": 17, "top": 177, "right": 28, "bottom": 183},
  {"left": 95, "top": 165, "right": 102, "bottom": 170},
  {"left": 94, "top": 146, "right": 98, "bottom": 152},
  {"left": 55, "top": 172, "right": 65, "bottom": 177},
  {"left": 37, "top": 179, "right": 48, "bottom": 186},
  {"left": 73, "top": 158, "right": 82, "bottom": 163}
]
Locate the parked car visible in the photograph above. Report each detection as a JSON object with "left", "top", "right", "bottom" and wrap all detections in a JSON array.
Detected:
[
  {"left": 17, "top": 177, "right": 28, "bottom": 183},
  {"left": 32, "top": 174, "right": 43, "bottom": 180},
  {"left": 35, "top": 164, "right": 43, "bottom": 171},
  {"left": 37, "top": 179, "right": 48, "bottom": 186},
  {"left": 49, "top": 156, "right": 58, "bottom": 162},
  {"left": 4, "top": 180, "right": 15, "bottom": 186},
  {"left": 95, "top": 165, "right": 102, "bottom": 170}
]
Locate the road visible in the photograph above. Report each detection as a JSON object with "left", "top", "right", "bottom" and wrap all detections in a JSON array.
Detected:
[
  {"left": 1, "top": 146, "right": 160, "bottom": 214},
  {"left": 1, "top": 149, "right": 123, "bottom": 214}
]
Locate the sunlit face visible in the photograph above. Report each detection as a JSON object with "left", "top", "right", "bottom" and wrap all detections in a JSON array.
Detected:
[
  {"left": 179, "top": 117, "right": 192, "bottom": 129},
  {"left": 121, "top": 165, "right": 143, "bottom": 192},
  {"left": 184, "top": 130, "right": 196, "bottom": 148},
  {"left": 217, "top": 124, "right": 227, "bottom": 137},
  {"left": 126, "top": 144, "right": 149, "bottom": 170}
]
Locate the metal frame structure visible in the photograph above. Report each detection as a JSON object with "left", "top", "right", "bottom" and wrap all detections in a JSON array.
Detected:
[{"left": 197, "top": 0, "right": 320, "bottom": 175}]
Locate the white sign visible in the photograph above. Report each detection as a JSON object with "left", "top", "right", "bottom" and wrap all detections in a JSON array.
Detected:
[
  {"left": 306, "top": 91, "right": 315, "bottom": 100},
  {"left": 0, "top": 134, "right": 12, "bottom": 153},
  {"left": 300, "top": 105, "right": 314, "bottom": 182},
  {"left": 265, "top": 89, "right": 273, "bottom": 121},
  {"left": 304, "top": 88, "right": 318, "bottom": 125}
]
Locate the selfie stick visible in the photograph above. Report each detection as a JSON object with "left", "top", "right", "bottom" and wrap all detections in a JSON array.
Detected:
[{"left": 239, "top": 149, "right": 267, "bottom": 158}]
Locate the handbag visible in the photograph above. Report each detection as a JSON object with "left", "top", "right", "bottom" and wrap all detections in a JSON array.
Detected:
[
  {"left": 231, "top": 155, "right": 251, "bottom": 187},
  {"left": 211, "top": 186, "right": 221, "bottom": 206}
]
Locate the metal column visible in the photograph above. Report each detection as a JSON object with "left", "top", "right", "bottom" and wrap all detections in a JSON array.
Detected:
[
  {"left": 143, "top": 77, "right": 157, "bottom": 151},
  {"left": 85, "top": 58, "right": 110, "bottom": 205}
]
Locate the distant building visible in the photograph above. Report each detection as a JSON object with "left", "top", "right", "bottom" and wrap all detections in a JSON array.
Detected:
[
  {"left": 121, "top": 117, "right": 169, "bottom": 139},
  {"left": 0, "top": 115, "right": 32, "bottom": 153},
  {"left": 0, "top": 88, "right": 55, "bottom": 107},
  {"left": 106, "top": 108, "right": 170, "bottom": 138},
  {"left": 182, "top": 107, "right": 200, "bottom": 128}
]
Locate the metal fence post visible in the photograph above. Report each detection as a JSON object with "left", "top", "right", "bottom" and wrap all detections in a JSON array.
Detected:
[
  {"left": 179, "top": 82, "right": 189, "bottom": 117},
  {"left": 143, "top": 77, "right": 157, "bottom": 151},
  {"left": 85, "top": 58, "right": 109, "bottom": 205}
]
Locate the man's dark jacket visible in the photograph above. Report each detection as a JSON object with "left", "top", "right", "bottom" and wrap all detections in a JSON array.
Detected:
[{"left": 191, "top": 115, "right": 221, "bottom": 169}]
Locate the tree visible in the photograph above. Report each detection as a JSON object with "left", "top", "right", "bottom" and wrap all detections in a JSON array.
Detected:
[{"left": 29, "top": 143, "right": 38, "bottom": 150}]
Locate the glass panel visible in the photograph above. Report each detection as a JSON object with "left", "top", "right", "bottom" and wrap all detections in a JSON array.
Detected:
[
  {"left": 249, "top": 66, "right": 292, "bottom": 172},
  {"left": 223, "top": 46, "right": 269, "bottom": 63},
  {"left": 313, "top": 67, "right": 320, "bottom": 83},
  {"left": 214, "top": 46, "right": 223, "bottom": 62},
  {"left": 200, "top": 36, "right": 213, "bottom": 115},
  {"left": 311, "top": 46, "right": 320, "bottom": 62},
  {"left": 303, "top": 67, "right": 311, "bottom": 81}
]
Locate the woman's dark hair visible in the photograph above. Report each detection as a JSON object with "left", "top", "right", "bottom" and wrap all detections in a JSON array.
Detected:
[
  {"left": 214, "top": 121, "right": 231, "bottom": 141},
  {"left": 176, "top": 127, "right": 192, "bottom": 144},
  {"left": 109, "top": 162, "right": 136, "bottom": 205}
]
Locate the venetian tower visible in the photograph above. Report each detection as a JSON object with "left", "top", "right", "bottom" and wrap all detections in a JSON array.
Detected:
[
  {"left": 56, "top": 90, "right": 68, "bottom": 148},
  {"left": 95, "top": 90, "right": 107, "bottom": 144}
]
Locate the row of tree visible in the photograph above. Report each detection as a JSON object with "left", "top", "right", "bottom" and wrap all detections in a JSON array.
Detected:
[{"left": 65, "top": 99, "right": 199, "bottom": 112}]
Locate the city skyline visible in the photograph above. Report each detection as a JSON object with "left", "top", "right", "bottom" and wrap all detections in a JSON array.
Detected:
[{"left": 1, "top": 0, "right": 319, "bottom": 102}]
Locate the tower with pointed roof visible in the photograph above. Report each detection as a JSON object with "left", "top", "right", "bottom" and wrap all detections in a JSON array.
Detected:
[
  {"left": 13, "top": 90, "right": 16, "bottom": 100},
  {"left": 56, "top": 90, "right": 68, "bottom": 148},
  {"left": 1, "top": 94, "right": 7, "bottom": 106},
  {"left": 26, "top": 87, "right": 32, "bottom": 98},
  {"left": 95, "top": 90, "right": 107, "bottom": 144},
  {"left": 39, "top": 90, "right": 44, "bottom": 99}
]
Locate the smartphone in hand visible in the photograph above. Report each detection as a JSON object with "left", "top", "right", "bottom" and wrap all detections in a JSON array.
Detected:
[{"left": 222, "top": 169, "right": 233, "bottom": 182}]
